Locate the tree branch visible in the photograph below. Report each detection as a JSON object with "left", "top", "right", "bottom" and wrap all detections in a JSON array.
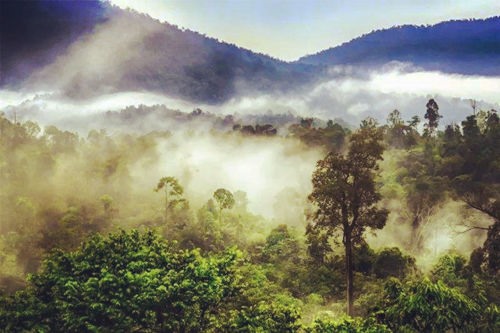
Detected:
[{"left": 455, "top": 224, "right": 489, "bottom": 234}]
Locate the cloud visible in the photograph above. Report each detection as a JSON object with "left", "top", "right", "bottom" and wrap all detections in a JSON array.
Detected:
[
  {"left": 171, "top": 134, "right": 321, "bottom": 220},
  {"left": 208, "top": 67, "right": 500, "bottom": 127},
  {"left": 369, "top": 70, "right": 500, "bottom": 104},
  {"left": 4, "top": 65, "right": 500, "bottom": 134},
  {"left": 366, "top": 199, "right": 491, "bottom": 271},
  {"left": 127, "top": 132, "right": 323, "bottom": 220}
]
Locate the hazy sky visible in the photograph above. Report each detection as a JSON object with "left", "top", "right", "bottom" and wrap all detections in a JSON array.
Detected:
[{"left": 109, "top": 0, "right": 499, "bottom": 61}]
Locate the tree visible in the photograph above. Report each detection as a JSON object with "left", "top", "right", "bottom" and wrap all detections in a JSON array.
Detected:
[
  {"left": 408, "top": 115, "right": 420, "bottom": 129},
  {"left": 373, "top": 247, "right": 416, "bottom": 279},
  {"left": 386, "top": 109, "right": 419, "bottom": 148},
  {"left": 483, "top": 222, "right": 500, "bottom": 274},
  {"left": 259, "top": 225, "right": 306, "bottom": 297},
  {"left": 471, "top": 221, "right": 500, "bottom": 275},
  {"left": 424, "top": 98, "right": 442, "bottom": 136},
  {"left": 386, "top": 109, "right": 406, "bottom": 148},
  {"left": 154, "top": 176, "right": 187, "bottom": 224},
  {"left": 397, "top": 146, "right": 446, "bottom": 251},
  {"left": 485, "top": 109, "right": 499, "bottom": 132},
  {"left": 307, "top": 120, "right": 388, "bottom": 315},
  {"left": 442, "top": 111, "right": 500, "bottom": 274},
  {"left": 213, "top": 188, "right": 235, "bottom": 225},
  {"left": 430, "top": 253, "right": 469, "bottom": 289}
]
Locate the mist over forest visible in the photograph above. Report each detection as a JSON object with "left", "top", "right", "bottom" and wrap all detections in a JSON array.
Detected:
[{"left": 0, "top": 1, "right": 499, "bottom": 332}]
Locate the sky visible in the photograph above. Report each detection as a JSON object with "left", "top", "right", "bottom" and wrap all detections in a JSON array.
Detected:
[{"left": 109, "top": 0, "right": 500, "bottom": 61}]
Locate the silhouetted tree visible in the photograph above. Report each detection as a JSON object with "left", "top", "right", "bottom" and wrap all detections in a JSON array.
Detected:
[{"left": 424, "top": 98, "right": 442, "bottom": 136}]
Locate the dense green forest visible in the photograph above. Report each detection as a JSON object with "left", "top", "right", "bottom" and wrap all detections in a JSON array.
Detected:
[{"left": 0, "top": 101, "right": 498, "bottom": 332}]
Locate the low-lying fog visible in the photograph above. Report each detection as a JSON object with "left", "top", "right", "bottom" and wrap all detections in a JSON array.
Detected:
[
  {"left": 2, "top": 66, "right": 499, "bottom": 134},
  {"left": 2, "top": 52, "right": 497, "bottom": 269}
]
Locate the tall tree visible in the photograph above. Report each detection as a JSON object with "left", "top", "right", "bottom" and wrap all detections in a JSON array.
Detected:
[
  {"left": 424, "top": 98, "right": 442, "bottom": 136},
  {"left": 213, "top": 188, "right": 235, "bottom": 225},
  {"left": 307, "top": 119, "right": 388, "bottom": 315},
  {"left": 154, "top": 177, "right": 187, "bottom": 223},
  {"left": 386, "top": 109, "right": 405, "bottom": 148}
]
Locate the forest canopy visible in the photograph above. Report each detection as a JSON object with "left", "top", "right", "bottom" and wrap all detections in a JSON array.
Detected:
[{"left": 0, "top": 101, "right": 498, "bottom": 332}]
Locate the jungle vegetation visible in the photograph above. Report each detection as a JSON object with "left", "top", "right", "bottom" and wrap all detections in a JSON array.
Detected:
[{"left": 0, "top": 101, "right": 498, "bottom": 332}]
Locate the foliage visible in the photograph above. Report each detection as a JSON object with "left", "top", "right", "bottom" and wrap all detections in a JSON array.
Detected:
[
  {"left": 385, "top": 109, "right": 419, "bottom": 149},
  {"left": 397, "top": 147, "right": 446, "bottom": 250},
  {"left": 308, "top": 119, "right": 388, "bottom": 247},
  {"left": 213, "top": 188, "right": 235, "bottom": 225},
  {"left": 305, "top": 316, "right": 391, "bottom": 333},
  {"left": 154, "top": 177, "right": 188, "bottom": 219},
  {"left": 373, "top": 247, "right": 416, "bottom": 279},
  {"left": 430, "top": 253, "right": 468, "bottom": 285},
  {"left": 213, "top": 188, "right": 235, "bottom": 211},
  {"left": 226, "top": 295, "right": 302, "bottom": 333},
  {"left": 438, "top": 110, "right": 499, "bottom": 274},
  {"left": 153, "top": 176, "right": 193, "bottom": 241},
  {"left": 377, "top": 277, "right": 482, "bottom": 332},
  {"left": 482, "top": 221, "right": 500, "bottom": 274},
  {"left": 432, "top": 253, "right": 500, "bottom": 315},
  {"left": 1, "top": 108, "right": 499, "bottom": 332},
  {"left": 258, "top": 225, "right": 310, "bottom": 298},
  {"left": 352, "top": 242, "right": 376, "bottom": 275},
  {"left": 289, "top": 119, "right": 349, "bottom": 151},
  {"left": 0, "top": 230, "right": 302, "bottom": 332}
]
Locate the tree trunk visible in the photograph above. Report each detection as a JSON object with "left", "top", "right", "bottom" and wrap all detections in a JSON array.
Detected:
[
  {"left": 164, "top": 189, "right": 169, "bottom": 224},
  {"left": 410, "top": 214, "right": 420, "bottom": 250},
  {"left": 345, "top": 233, "right": 354, "bottom": 316}
]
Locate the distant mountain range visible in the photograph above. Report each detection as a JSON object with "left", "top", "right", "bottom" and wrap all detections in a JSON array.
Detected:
[
  {"left": 0, "top": 0, "right": 319, "bottom": 103},
  {"left": 298, "top": 17, "right": 500, "bottom": 76},
  {"left": 1, "top": 0, "right": 499, "bottom": 104}
]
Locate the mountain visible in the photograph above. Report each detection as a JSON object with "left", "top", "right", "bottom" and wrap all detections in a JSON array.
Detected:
[
  {"left": 2, "top": 1, "right": 499, "bottom": 106},
  {"left": 298, "top": 17, "right": 500, "bottom": 76},
  {"left": 0, "top": 0, "right": 111, "bottom": 85},
  {"left": 0, "top": 0, "right": 319, "bottom": 103}
]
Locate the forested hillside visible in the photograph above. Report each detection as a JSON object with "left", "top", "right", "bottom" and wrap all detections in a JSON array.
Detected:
[
  {"left": 0, "top": 100, "right": 498, "bottom": 331},
  {"left": 0, "top": 0, "right": 318, "bottom": 103},
  {"left": 299, "top": 17, "right": 500, "bottom": 75}
]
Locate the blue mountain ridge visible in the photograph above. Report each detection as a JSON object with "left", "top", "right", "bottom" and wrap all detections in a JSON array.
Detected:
[{"left": 298, "top": 17, "right": 500, "bottom": 76}]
